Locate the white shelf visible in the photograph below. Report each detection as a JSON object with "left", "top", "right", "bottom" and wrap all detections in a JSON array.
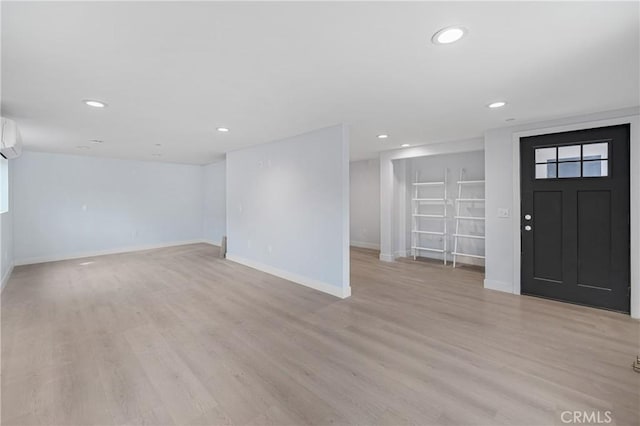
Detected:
[
  {"left": 451, "top": 252, "right": 485, "bottom": 259},
  {"left": 453, "top": 234, "right": 485, "bottom": 240},
  {"left": 453, "top": 170, "right": 486, "bottom": 268},
  {"left": 412, "top": 172, "right": 448, "bottom": 265},
  {"left": 413, "top": 181, "right": 445, "bottom": 186},
  {"left": 412, "top": 230, "right": 445, "bottom": 235},
  {"left": 412, "top": 246, "right": 445, "bottom": 253}
]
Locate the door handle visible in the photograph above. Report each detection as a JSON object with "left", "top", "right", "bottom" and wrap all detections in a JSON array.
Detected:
[
  {"left": 524, "top": 214, "right": 532, "bottom": 220},
  {"left": 525, "top": 225, "right": 532, "bottom": 231}
]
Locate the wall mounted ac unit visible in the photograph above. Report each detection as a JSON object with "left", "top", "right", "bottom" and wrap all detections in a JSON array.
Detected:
[{"left": 0, "top": 117, "right": 22, "bottom": 159}]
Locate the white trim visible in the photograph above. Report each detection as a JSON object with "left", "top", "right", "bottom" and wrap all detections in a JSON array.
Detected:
[
  {"left": 201, "top": 240, "right": 221, "bottom": 247},
  {"left": 14, "top": 239, "right": 206, "bottom": 266},
  {"left": 1, "top": 263, "right": 14, "bottom": 292},
  {"left": 350, "top": 241, "right": 380, "bottom": 250},
  {"left": 379, "top": 253, "right": 395, "bottom": 262},
  {"left": 342, "top": 124, "right": 351, "bottom": 295},
  {"left": 395, "top": 249, "right": 410, "bottom": 258},
  {"left": 484, "top": 278, "right": 513, "bottom": 293},
  {"left": 226, "top": 253, "right": 351, "bottom": 299},
  {"left": 511, "top": 114, "right": 640, "bottom": 318}
]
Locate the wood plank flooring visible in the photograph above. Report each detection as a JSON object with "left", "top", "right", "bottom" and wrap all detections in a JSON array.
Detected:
[{"left": 1, "top": 244, "right": 638, "bottom": 425}]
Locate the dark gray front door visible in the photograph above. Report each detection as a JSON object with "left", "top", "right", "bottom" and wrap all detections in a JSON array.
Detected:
[{"left": 520, "top": 124, "right": 630, "bottom": 313}]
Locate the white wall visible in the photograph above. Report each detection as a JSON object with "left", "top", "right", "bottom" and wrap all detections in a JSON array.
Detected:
[
  {"left": 226, "top": 125, "right": 350, "bottom": 298},
  {"left": 202, "top": 161, "right": 226, "bottom": 245},
  {"left": 402, "top": 150, "right": 485, "bottom": 264},
  {"left": 349, "top": 159, "right": 380, "bottom": 250},
  {"left": 1, "top": 159, "right": 14, "bottom": 290},
  {"left": 13, "top": 151, "right": 204, "bottom": 264},
  {"left": 484, "top": 107, "right": 640, "bottom": 318}
]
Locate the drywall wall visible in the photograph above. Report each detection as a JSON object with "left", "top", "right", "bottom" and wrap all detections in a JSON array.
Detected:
[
  {"left": 484, "top": 107, "right": 640, "bottom": 318},
  {"left": 1, "top": 158, "right": 14, "bottom": 290},
  {"left": 402, "top": 150, "right": 485, "bottom": 265},
  {"left": 12, "top": 151, "right": 204, "bottom": 264},
  {"left": 202, "top": 161, "right": 226, "bottom": 246},
  {"left": 226, "top": 125, "right": 350, "bottom": 298},
  {"left": 350, "top": 159, "right": 380, "bottom": 250}
]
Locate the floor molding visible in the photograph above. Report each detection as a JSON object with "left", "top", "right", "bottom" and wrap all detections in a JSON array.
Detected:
[
  {"left": 379, "top": 253, "right": 395, "bottom": 262},
  {"left": 226, "top": 253, "right": 351, "bottom": 299},
  {"left": 13, "top": 239, "right": 207, "bottom": 266},
  {"left": 395, "top": 250, "right": 410, "bottom": 258},
  {"left": 1, "top": 263, "right": 14, "bottom": 293},
  {"left": 350, "top": 241, "right": 380, "bottom": 250},
  {"left": 484, "top": 278, "right": 513, "bottom": 294}
]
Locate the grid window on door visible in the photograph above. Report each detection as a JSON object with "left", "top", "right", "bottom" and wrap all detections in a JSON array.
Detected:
[{"left": 534, "top": 142, "right": 609, "bottom": 179}]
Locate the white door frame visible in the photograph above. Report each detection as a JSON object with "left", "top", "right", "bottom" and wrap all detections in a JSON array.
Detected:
[{"left": 511, "top": 115, "right": 640, "bottom": 318}]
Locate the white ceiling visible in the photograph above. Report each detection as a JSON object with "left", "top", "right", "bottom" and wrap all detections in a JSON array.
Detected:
[{"left": 2, "top": 1, "right": 638, "bottom": 165}]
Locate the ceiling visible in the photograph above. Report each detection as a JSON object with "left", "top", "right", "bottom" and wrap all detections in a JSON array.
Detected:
[{"left": 2, "top": 1, "right": 639, "bottom": 165}]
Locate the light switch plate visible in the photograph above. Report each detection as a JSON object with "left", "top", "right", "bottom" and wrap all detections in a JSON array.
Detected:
[{"left": 498, "top": 208, "right": 510, "bottom": 218}]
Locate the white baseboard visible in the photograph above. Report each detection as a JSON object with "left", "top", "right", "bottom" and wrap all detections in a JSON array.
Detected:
[
  {"left": 1, "top": 263, "right": 14, "bottom": 293},
  {"left": 14, "top": 239, "right": 207, "bottom": 266},
  {"left": 201, "top": 240, "right": 221, "bottom": 247},
  {"left": 395, "top": 250, "right": 409, "bottom": 258},
  {"left": 379, "top": 253, "right": 395, "bottom": 262},
  {"left": 226, "top": 253, "right": 351, "bottom": 299},
  {"left": 484, "top": 279, "right": 514, "bottom": 294},
  {"left": 350, "top": 241, "right": 380, "bottom": 250}
]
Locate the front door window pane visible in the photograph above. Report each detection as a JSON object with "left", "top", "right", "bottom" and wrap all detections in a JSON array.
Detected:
[
  {"left": 535, "top": 147, "right": 556, "bottom": 163},
  {"left": 583, "top": 143, "right": 608, "bottom": 160},
  {"left": 558, "top": 161, "right": 581, "bottom": 178},
  {"left": 536, "top": 163, "right": 557, "bottom": 179},
  {"left": 583, "top": 160, "right": 608, "bottom": 177},
  {"left": 558, "top": 145, "right": 581, "bottom": 162}
]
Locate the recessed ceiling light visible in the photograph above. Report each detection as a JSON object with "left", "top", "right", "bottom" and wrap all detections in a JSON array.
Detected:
[
  {"left": 217, "top": 127, "right": 229, "bottom": 132},
  {"left": 401, "top": 144, "right": 411, "bottom": 148},
  {"left": 377, "top": 134, "right": 389, "bottom": 139},
  {"left": 89, "top": 139, "right": 103, "bottom": 144},
  {"left": 83, "top": 99, "right": 107, "bottom": 108},
  {"left": 488, "top": 101, "right": 507, "bottom": 109},
  {"left": 432, "top": 26, "right": 467, "bottom": 45}
]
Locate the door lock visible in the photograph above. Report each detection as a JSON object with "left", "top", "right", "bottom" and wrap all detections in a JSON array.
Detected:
[{"left": 525, "top": 225, "right": 532, "bottom": 231}]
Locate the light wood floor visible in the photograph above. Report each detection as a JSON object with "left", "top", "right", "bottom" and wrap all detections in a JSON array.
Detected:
[{"left": 1, "top": 244, "right": 638, "bottom": 426}]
